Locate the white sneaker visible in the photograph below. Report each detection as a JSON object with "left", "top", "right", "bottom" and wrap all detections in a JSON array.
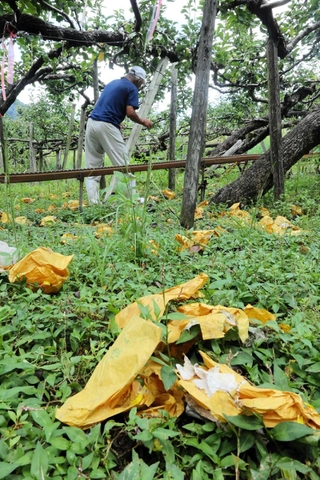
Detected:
[{"left": 86, "top": 178, "right": 101, "bottom": 204}]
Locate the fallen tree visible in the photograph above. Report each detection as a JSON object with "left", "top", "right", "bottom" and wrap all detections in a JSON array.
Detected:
[{"left": 209, "top": 104, "right": 320, "bottom": 206}]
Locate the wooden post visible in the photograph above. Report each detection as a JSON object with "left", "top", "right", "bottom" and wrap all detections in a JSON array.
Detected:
[
  {"left": 56, "top": 149, "right": 61, "bottom": 170},
  {"left": 29, "top": 123, "right": 37, "bottom": 173},
  {"left": 77, "top": 104, "right": 87, "bottom": 169},
  {"left": 92, "top": 59, "right": 106, "bottom": 189},
  {"left": 93, "top": 58, "right": 100, "bottom": 103},
  {"left": 180, "top": 0, "right": 217, "bottom": 228},
  {"left": 168, "top": 63, "right": 178, "bottom": 191},
  {"left": 0, "top": 116, "right": 6, "bottom": 173},
  {"left": 62, "top": 104, "right": 76, "bottom": 170},
  {"left": 126, "top": 57, "right": 169, "bottom": 158},
  {"left": 267, "top": 37, "right": 284, "bottom": 200},
  {"left": 39, "top": 148, "right": 44, "bottom": 171}
]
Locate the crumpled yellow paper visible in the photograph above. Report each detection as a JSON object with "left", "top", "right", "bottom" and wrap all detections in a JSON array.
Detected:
[
  {"left": 0, "top": 212, "right": 12, "bottom": 223},
  {"left": 56, "top": 274, "right": 303, "bottom": 430},
  {"left": 162, "top": 189, "right": 176, "bottom": 200},
  {"left": 8, "top": 247, "right": 73, "bottom": 294},
  {"left": 291, "top": 205, "right": 303, "bottom": 216},
  {"left": 94, "top": 224, "right": 114, "bottom": 238},
  {"left": 56, "top": 315, "right": 163, "bottom": 428},
  {"left": 40, "top": 216, "right": 56, "bottom": 226},
  {"left": 60, "top": 233, "right": 78, "bottom": 244},
  {"left": 178, "top": 352, "right": 320, "bottom": 429},
  {"left": 168, "top": 303, "right": 250, "bottom": 343},
  {"left": 243, "top": 304, "right": 276, "bottom": 323},
  {"left": 259, "top": 215, "right": 302, "bottom": 235},
  {"left": 175, "top": 229, "right": 225, "bottom": 251},
  {"left": 116, "top": 273, "right": 208, "bottom": 328},
  {"left": 212, "top": 203, "right": 303, "bottom": 236}
]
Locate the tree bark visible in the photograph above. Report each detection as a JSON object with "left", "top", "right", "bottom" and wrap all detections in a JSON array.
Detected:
[
  {"left": 209, "top": 104, "right": 320, "bottom": 206},
  {"left": 168, "top": 64, "right": 178, "bottom": 191},
  {"left": 267, "top": 37, "right": 284, "bottom": 200},
  {"left": 0, "top": 14, "right": 125, "bottom": 46},
  {"left": 180, "top": 0, "right": 217, "bottom": 229}
]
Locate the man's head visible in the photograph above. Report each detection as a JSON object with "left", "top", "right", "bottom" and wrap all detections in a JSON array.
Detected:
[{"left": 127, "top": 66, "right": 146, "bottom": 89}]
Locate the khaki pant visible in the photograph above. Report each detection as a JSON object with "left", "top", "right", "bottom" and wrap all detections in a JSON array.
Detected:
[{"left": 85, "top": 118, "right": 135, "bottom": 203}]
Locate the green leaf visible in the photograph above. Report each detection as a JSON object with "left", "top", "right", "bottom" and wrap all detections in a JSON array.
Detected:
[
  {"left": 161, "top": 439, "right": 175, "bottom": 463},
  {"left": 62, "top": 426, "right": 89, "bottom": 445},
  {"left": 306, "top": 362, "right": 320, "bottom": 373},
  {"left": 230, "top": 351, "right": 254, "bottom": 367},
  {"left": 175, "top": 325, "right": 201, "bottom": 344},
  {"left": 150, "top": 355, "right": 167, "bottom": 367},
  {"left": 224, "top": 414, "right": 264, "bottom": 430},
  {"left": 152, "top": 299, "right": 162, "bottom": 320},
  {"left": 31, "top": 409, "right": 53, "bottom": 428},
  {"left": 118, "top": 457, "right": 140, "bottom": 479},
  {"left": 134, "top": 430, "right": 153, "bottom": 442},
  {"left": 273, "top": 361, "right": 290, "bottom": 390},
  {"left": 81, "top": 452, "right": 94, "bottom": 470},
  {"left": 31, "top": 442, "right": 49, "bottom": 480},
  {"left": 239, "top": 430, "right": 255, "bottom": 453},
  {"left": 152, "top": 428, "right": 180, "bottom": 440},
  {"left": 0, "top": 386, "right": 38, "bottom": 400},
  {"left": 160, "top": 365, "right": 177, "bottom": 391},
  {"left": 271, "top": 422, "right": 315, "bottom": 441},
  {"left": 90, "top": 469, "right": 108, "bottom": 479},
  {"left": 0, "top": 361, "right": 34, "bottom": 375},
  {"left": 165, "top": 312, "right": 190, "bottom": 320},
  {"left": 40, "top": 363, "right": 62, "bottom": 371},
  {"left": 0, "top": 462, "right": 19, "bottom": 479},
  {"left": 140, "top": 460, "right": 159, "bottom": 480},
  {"left": 163, "top": 462, "right": 184, "bottom": 480},
  {"left": 276, "top": 457, "right": 311, "bottom": 474},
  {"left": 49, "top": 437, "right": 71, "bottom": 450}
]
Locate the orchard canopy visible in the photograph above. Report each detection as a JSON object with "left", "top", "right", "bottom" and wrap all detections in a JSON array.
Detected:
[{"left": 0, "top": 0, "right": 320, "bottom": 204}]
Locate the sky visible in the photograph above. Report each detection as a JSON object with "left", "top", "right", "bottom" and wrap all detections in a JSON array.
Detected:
[
  {"left": 17, "top": 0, "right": 191, "bottom": 104},
  {"left": 17, "top": 0, "right": 288, "bottom": 105}
]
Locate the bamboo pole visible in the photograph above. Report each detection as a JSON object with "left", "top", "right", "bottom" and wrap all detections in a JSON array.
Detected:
[{"left": 126, "top": 57, "right": 169, "bottom": 158}]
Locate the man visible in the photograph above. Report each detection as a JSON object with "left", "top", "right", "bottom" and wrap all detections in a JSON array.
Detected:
[{"left": 85, "top": 66, "right": 153, "bottom": 204}]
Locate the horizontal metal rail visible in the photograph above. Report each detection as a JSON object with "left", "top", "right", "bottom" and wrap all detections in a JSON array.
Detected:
[{"left": 0, "top": 155, "right": 260, "bottom": 184}]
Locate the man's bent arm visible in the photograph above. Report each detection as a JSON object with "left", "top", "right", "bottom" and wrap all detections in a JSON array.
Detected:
[{"left": 126, "top": 106, "right": 153, "bottom": 130}]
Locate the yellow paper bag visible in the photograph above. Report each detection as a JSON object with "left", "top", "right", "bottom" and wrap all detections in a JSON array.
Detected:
[
  {"left": 178, "top": 352, "right": 320, "bottom": 429},
  {"left": 116, "top": 273, "right": 208, "bottom": 328},
  {"left": 56, "top": 316, "right": 162, "bottom": 428},
  {"left": 8, "top": 247, "right": 73, "bottom": 294},
  {"left": 166, "top": 303, "right": 250, "bottom": 343}
]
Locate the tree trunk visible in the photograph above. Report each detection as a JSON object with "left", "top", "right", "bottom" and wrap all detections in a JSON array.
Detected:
[
  {"left": 267, "top": 37, "right": 284, "bottom": 200},
  {"left": 0, "top": 117, "right": 6, "bottom": 173},
  {"left": 29, "top": 123, "right": 37, "bottom": 173},
  {"left": 62, "top": 104, "right": 76, "bottom": 170},
  {"left": 168, "top": 63, "right": 178, "bottom": 191},
  {"left": 209, "top": 105, "right": 320, "bottom": 206},
  {"left": 180, "top": 0, "right": 217, "bottom": 229},
  {"left": 77, "top": 103, "right": 88, "bottom": 169}
]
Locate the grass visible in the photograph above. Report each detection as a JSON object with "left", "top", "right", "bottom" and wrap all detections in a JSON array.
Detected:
[{"left": 0, "top": 163, "right": 320, "bottom": 479}]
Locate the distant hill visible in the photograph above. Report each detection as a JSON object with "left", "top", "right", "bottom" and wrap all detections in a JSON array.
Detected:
[
  {"left": 7, "top": 98, "right": 25, "bottom": 119},
  {"left": 0, "top": 91, "right": 26, "bottom": 119}
]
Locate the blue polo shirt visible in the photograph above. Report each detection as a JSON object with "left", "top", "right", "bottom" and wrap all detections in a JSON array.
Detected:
[{"left": 90, "top": 78, "right": 139, "bottom": 128}]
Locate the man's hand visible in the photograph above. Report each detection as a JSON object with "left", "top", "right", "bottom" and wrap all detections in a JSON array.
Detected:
[
  {"left": 126, "top": 106, "right": 153, "bottom": 129},
  {"left": 142, "top": 118, "right": 153, "bottom": 130}
]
